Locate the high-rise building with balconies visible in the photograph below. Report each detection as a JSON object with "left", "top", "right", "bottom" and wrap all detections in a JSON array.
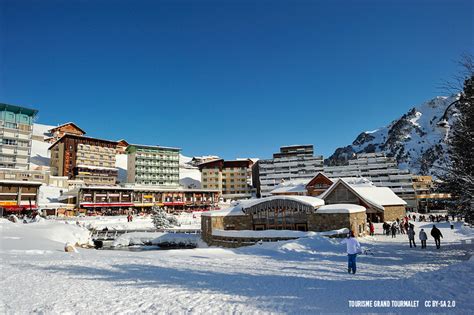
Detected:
[
  {"left": 198, "top": 158, "right": 254, "bottom": 201},
  {"left": 126, "top": 144, "right": 180, "bottom": 187},
  {"left": 323, "top": 152, "right": 417, "bottom": 210},
  {"left": 0, "top": 103, "right": 38, "bottom": 170},
  {"left": 253, "top": 145, "right": 324, "bottom": 197},
  {"left": 49, "top": 134, "right": 118, "bottom": 186}
]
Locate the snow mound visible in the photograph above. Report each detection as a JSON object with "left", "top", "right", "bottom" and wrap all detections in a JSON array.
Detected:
[{"left": 0, "top": 219, "right": 92, "bottom": 251}]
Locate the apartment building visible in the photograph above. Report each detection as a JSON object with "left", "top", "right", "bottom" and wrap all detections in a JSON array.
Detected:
[
  {"left": 253, "top": 145, "right": 324, "bottom": 197},
  {"left": 49, "top": 134, "right": 118, "bottom": 186},
  {"left": 199, "top": 159, "right": 254, "bottom": 201},
  {"left": 323, "top": 152, "right": 417, "bottom": 210},
  {"left": 0, "top": 103, "right": 38, "bottom": 170},
  {"left": 126, "top": 144, "right": 180, "bottom": 186}
]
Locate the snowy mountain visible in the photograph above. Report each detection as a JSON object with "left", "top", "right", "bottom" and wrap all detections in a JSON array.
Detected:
[
  {"left": 326, "top": 95, "right": 461, "bottom": 177},
  {"left": 179, "top": 154, "right": 201, "bottom": 188}
]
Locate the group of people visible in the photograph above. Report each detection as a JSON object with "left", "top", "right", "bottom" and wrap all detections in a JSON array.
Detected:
[
  {"left": 344, "top": 215, "right": 449, "bottom": 274},
  {"left": 407, "top": 224, "right": 444, "bottom": 249},
  {"left": 381, "top": 218, "right": 408, "bottom": 238},
  {"left": 407, "top": 213, "right": 451, "bottom": 223}
]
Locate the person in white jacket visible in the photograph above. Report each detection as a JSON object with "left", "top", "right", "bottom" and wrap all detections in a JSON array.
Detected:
[{"left": 341, "top": 230, "right": 361, "bottom": 274}]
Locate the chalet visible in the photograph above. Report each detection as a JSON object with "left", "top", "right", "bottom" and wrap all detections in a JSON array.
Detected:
[
  {"left": 320, "top": 179, "right": 406, "bottom": 222},
  {"left": 47, "top": 122, "right": 86, "bottom": 143},
  {"left": 116, "top": 139, "right": 129, "bottom": 154},
  {"left": 270, "top": 172, "right": 334, "bottom": 196}
]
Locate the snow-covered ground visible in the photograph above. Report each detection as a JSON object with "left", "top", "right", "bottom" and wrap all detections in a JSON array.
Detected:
[
  {"left": 51, "top": 212, "right": 202, "bottom": 231},
  {"left": 1, "top": 218, "right": 472, "bottom": 313}
]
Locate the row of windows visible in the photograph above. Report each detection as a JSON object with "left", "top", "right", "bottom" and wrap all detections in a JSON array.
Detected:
[{"left": 1, "top": 139, "right": 29, "bottom": 147}]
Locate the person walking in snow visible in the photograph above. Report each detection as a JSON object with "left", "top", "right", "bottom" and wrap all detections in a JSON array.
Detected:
[
  {"left": 341, "top": 230, "right": 361, "bottom": 274},
  {"left": 431, "top": 225, "right": 443, "bottom": 249},
  {"left": 419, "top": 228, "right": 427, "bottom": 248},
  {"left": 407, "top": 224, "right": 416, "bottom": 248},
  {"left": 391, "top": 222, "right": 397, "bottom": 238},
  {"left": 368, "top": 220, "right": 374, "bottom": 236}
]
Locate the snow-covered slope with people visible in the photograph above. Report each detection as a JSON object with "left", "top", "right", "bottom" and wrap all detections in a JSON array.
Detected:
[
  {"left": 1, "top": 218, "right": 472, "bottom": 313},
  {"left": 327, "top": 95, "right": 460, "bottom": 177}
]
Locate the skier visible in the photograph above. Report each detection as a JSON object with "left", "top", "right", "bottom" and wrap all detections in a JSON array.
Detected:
[
  {"left": 431, "top": 225, "right": 443, "bottom": 249},
  {"left": 341, "top": 230, "right": 361, "bottom": 274},
  {"left": 391, "top": 222, "right": 397, "bottom": 238},
  {"left": 419, "top": 228, "right": 427, "bottom": 248},
  {"left": 407, "top": 224, "right": 416, "bottom": 248}
]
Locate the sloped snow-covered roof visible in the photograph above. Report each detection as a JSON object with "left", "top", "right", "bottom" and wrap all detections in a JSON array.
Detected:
[
  {"left": 320, "top": 179, "right": 406, "bottom": 211},
  {"left": 270, "top": 179, "right": 309, "bottom": 194},
  {"left": 201, "top": 203, "right": 247, "bottom": 217},
  {"left": 317, "top": 204, "right": 366, "bottom": 214},
  {"left": 202, "top": 196, "right": 325, "bottom": 217},
  {"left": 352, "top": 186, "right": 407, "bottom": 207},
  {"left": 243, "top": 195, "right": 324, "bottom": 210}
]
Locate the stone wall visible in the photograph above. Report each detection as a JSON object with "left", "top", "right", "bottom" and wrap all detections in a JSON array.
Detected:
[
  {"left": 201, "top": 215, "right": 253, "bottom": 244},
  {"left": 308, "top": 212, "right": 367, "bottom": 236},
  {"left": 383, "top": 205, "right": 406, "bottom": 221}
]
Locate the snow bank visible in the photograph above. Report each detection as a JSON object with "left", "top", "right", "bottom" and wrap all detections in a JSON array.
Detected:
[
  {"left": 0, "top": 218, "right": 92, "bottom": 251},
  {"left": 112, "top": 232, "right": 199, "bottom": 247}
]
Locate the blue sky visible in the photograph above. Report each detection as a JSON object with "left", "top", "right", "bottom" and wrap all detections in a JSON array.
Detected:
[{"left": 1, "top": 0, "right": 472, "bottom": 159}]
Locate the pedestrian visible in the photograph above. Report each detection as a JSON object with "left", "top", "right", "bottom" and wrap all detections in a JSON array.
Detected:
[
  {"left": 368, "top": 220, "right": 375, "bottom": 236},
  {"left": 419, "top": 228, "right": 427, "bottom": 248},
  {"left": 430, "top": 225, "right": 443, "bottom": 249},
  {"left": 341, "top": 230, "right": 361, "bottom": 274},
  {"left": 407, "top": 224, "right": 416, "bottom": 248},
  {"left": 413, "top": 214, "right": 417, "bottom": 222},
  {"left": 391, "top": 222, "right": 397, "bottom": 238}
]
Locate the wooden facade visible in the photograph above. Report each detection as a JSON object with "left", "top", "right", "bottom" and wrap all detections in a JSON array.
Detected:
[
  {"left": 306, "top": 172, "right": 333, "bottom": 196},
  {"left": 49, "top": 134, "right": 118, "bottom": 185}
]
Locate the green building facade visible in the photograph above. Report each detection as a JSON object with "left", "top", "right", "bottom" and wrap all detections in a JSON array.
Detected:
[{"left": 126, "top": 144, "right": 180, "bottom": 186}]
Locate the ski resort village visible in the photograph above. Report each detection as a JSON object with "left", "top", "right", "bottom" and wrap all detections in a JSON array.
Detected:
[
  {"left": 1, "top": 90, "right": 473, "bottom": 314},
  {"left": 2, "top": 1, "right": 474, "bottom": 313}
]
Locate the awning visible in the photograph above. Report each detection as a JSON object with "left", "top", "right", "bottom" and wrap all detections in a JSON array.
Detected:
[
  {"left": 2, "top": 205, "right": 38, "bottom": 212},
  {"left": 80, "top": 203, "right": 134, "bottom": 208},
  {"left": 163, "top": 202, "right": 185, "bottom": 206}
]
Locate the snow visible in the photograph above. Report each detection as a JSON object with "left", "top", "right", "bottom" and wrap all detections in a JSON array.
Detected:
[
  {"left": 112, "top": 232, "right": 199, "bottom": 247},
  {"left": 213, "top": 229, "right": 317, "bottom": 238},
  {"left": 38, "top": 185, "right": 65, "bottom": 206},
  {"left": 212, "top": 228, "right": 349, "bottom": 238},
  {"left": 270, "top": 178, "right": 308, "bottom": 194},
  {"left": 1, "top": 218, "right": 473, "bottom": 313},
  {"left": 243, "top": 195, "right": 325, "bottom": 209},
  {"left": 179, "top": 154, "right": 202, "bottom": 188},
  {"left": 115, "top": 154, "right": 128, "bottom": 183},
  {"left": 52, "top": 213, "right": 202, "bottom": 231},
  {"left": 317, "top": 204, "right": 366, "bottom": 214},
  {"left": 352, "top": 186, "right": 407, "bottom": 207}
]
